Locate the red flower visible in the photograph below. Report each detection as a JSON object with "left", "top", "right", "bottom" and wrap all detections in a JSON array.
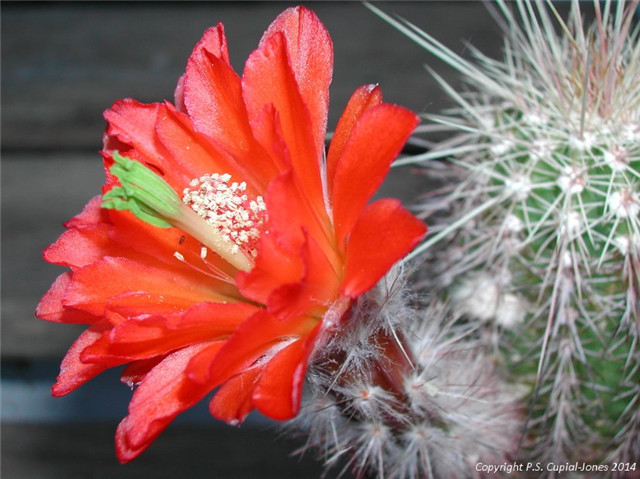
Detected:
[{"left": 37, "top": 6, "right": 426, "bottom": 462}]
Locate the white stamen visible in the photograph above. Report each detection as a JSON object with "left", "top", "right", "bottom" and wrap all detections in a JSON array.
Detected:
[{"left": 183, "top": 173, "right": 267, "bottom": 260}]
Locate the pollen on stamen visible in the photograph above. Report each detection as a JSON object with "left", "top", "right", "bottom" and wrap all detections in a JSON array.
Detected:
[
  {"left": 183, "top": 173, "right": 267, "bottom": 259},
  {"left": 173, "top": 248, "right": 234, "bottom": 284}
]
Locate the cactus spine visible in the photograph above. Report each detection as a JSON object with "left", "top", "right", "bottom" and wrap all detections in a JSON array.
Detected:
[{"left": 371, "top": 0, "right": 640, "bottom": 468}]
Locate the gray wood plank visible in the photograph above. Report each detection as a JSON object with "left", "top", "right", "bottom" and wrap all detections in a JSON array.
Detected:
[
  {"left": 2, "top": 2, "right": 502, "bottom": 150},
  {"left": 2, "top": 153, "right": 104, "bottom": 358},
  {"left": 2, "top": 423, "right": 339, "bottom": 479}
]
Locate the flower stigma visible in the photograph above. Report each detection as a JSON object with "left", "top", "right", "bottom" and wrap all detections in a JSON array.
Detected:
[{"left": 102, "top": 152, "right": 260, "bottom": 271}]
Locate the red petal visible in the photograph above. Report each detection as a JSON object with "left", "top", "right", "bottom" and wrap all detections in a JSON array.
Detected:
[
  {"left": 331, "top": 104, "right": 418, "bottom": 246},
  {"left": 173, "top": 74, "right": 186, "bottom": 112},
  {"left": 261, "top": 6, "right": 333, "bottom": 156},
  {"left": 176, "top": 23, "right": 229, "bottom": 113},
  {"left": 184, "top": 44, "right": 251, "bottom": 161},
  {"left": 36, "top": 272, "right": 100, "bottom": 324},
  {"left": 51, "top": 321, "right": 112, "bottom": 397},
  {"left": 49, "top": 202, "right": 232, "bottom": 279},
  {"left": 105, "top": 292, "right": 190, "bottom": 317},
  {"left": 341, "top": 199, "right": 426, "bottom": 297},
  {"left": 235, "top": 230, "right": 305, "bottom": 306},
  {"left": 103, "top": 99, "right": 160, "bottom": 164},
  {"left": 154, "top": 102, "right": 246, "bottom": 192},
  {"left": 63, "top": 257, "right": 235, "bottom": 316},
  {"left": 121, "top": 357, "right": 165, "bottom": 388},
  {"left": 236, "top": 172, "right": 340, "bottom": 316},
  {"left": 264, "top": 170, "right": 308, "bottom": 251},
  {"left": 243, "top": 32, "right": 325, "bottom": 218},
  {"left": 249, "top": 103, "right": 292, "bottom": 176},
  {"left": 250, "top": 169, "right": 338, "bottom": 278},
  {"left": 82, "top": 302, "right": 257, "bottom": 364},
  {"left": 326, "top": 85, "right": 382, "bottom": 194},
  {"left": 184, "top": 26, "right": 288, "bottom": 192},
  {"left": 185, "top": 340, "right": 225, "bottom": 384},
  {"left": 104, "top": 100, "right": 230, "bottom": 194},
  {"left": 115, "top": 343, "right": 214, "bottom": 463},
  {"left": 265, "top": 230, "right": 339, "bottom": 321},
  {"left": 252, "top": 324, "right": 321, "bottom": 420},
  {"left": 209, "top": 367, "right": 262, "bottom": 425},
  {"left": 43, "top": 224, "right": 120, "bottom": 270},
  {"left": 190, "top": 23, "right": 230, "bottom": 65},
  {"left": 207, "top": 311, "right": 317, "bottom": 388},
  {"left": 64, "top": 196, "right": 108, "bottom": 229}
]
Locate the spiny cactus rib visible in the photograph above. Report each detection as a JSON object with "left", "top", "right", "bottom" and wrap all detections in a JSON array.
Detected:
[{"left": 373, "top": 0, "right": 640, "bottom": 468}]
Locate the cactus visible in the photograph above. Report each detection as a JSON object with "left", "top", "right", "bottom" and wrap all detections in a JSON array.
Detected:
[
  {"left": 287, "top": 269, "right": 522, "bottom": 479},
  {"left": 371, "top": 0, "right": 640, "bottom": 468}
]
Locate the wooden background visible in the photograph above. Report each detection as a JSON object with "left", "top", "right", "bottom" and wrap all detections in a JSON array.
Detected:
[{"left": 1, "top": 2, "right": 506, "bottom": 477}]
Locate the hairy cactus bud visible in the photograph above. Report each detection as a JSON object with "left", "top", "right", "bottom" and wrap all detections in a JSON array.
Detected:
[{"left": 288, "top": 270, "right": 522, "bottom": 478}]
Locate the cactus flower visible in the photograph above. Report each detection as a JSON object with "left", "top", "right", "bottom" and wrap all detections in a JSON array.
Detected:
[{"left": 36, "top": 6, "right": 425, "bottom": 462}]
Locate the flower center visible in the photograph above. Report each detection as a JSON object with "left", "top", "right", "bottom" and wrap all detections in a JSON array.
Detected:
[
  {"left": 102, "top": 152, "right": 264, "bottom": 272},
  {"left": 182, "top": 174, "right": 267, "bottom": 259}
]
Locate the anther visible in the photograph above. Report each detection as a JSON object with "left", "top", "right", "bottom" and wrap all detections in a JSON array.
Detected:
[{"left": 183, "top": 174, "right": 267, "bottom": 259}]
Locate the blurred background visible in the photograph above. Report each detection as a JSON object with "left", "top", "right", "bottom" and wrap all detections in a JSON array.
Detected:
[{"left": 1, "top": 2, "right": 507, "bottom": 477}]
